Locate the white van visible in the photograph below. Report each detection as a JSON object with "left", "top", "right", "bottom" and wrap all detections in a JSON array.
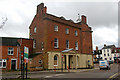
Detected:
[{"left": 99, "top": 60, "right": 110, "bottom": 70}]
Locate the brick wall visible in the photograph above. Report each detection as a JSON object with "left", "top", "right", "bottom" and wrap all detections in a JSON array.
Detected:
[
  {"left": 29, "top": 3, "right": 93, "bottom": 55},
  {"left": 2, "top": 46, "right": 20, "bottom": 70}
]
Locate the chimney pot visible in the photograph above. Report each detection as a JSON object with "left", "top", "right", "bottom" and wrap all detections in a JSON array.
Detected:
[{"left": 104, "top": 44, "right": 106, "bottom": 47}]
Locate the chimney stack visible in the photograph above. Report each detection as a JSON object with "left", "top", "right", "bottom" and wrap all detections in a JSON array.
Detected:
[
  {"left": 104, "top": 44, "right": 106, "bottom": 47},
  {"left": 96, "top": 46, "right": 98, "bottom": 51},
  {"left": 37, "top": 3, "right": 47, "bottom": 14},
  {"left": 81, "top": 15, "right": 87, "bottom": 24}
]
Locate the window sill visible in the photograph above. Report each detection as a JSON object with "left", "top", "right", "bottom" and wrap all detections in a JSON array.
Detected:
[
  {"left": 75, "top": 49, "right": 78, "bottom": 51},
  {"left": 54, "top": 31, "right": 58, "bottom": 32},
  {"left": 8, "top": 54, "right": 14, "bottom": 56},
  {"left": 54, "top": 65, "right": 58, "bottom": 66},
  {"left": 2, "top": 67, "right": 6, "bottom": 68},
  {"left": 54, "top": 47, "right": 59, "bottom": 49},
  {"left": 66, "top": 33, "right": 69, "bottom": 35}
]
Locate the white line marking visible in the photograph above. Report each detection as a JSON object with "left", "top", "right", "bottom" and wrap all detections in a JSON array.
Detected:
[
  {"left": 45, "top": 76, "right": 53, "bottom": 78},
  {"left": 54, "top": 74, "right": 64, "bottom": 76}
]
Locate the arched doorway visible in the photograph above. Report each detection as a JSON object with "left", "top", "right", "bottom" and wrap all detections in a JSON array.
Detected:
[{"left": 54, "top": 54, "right": 58, "bottom": 66}]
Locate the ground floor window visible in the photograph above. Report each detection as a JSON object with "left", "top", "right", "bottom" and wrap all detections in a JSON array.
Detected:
[{"left": 0, "top": 59, "right": 6, "bottom": 68}]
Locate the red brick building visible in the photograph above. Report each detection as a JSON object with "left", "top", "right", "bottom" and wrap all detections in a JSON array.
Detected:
[
  {"left": 29, "top": 3, "right": 93, "bottom": 70},
  {"left": 0, "top": 37, "right": 33, "bottom": 71}
]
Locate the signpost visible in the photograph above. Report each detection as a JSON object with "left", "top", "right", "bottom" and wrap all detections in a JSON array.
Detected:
[
  {"left": 21, "top": 46, "right": 29, "bottom": 80},
  {"left": 24, "top": 46, "right": 29, "bottom": 80}
]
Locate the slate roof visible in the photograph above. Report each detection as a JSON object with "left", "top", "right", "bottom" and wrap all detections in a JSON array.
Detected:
[
  {"left": 0, "top": 37, "right": 20, "bottom": 46},
  {"left": 102, "top": 45, "right": 115, "bottom": 49}
]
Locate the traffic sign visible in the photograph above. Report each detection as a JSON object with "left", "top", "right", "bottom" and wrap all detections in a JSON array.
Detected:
[
  {"left": 62, "top": 54, "right": 64, "bottom": 58},
  {"left": 24, "top": 46, "right": 29, "bottom": 63}
]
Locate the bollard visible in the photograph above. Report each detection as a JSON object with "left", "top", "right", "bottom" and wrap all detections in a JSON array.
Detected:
[
  {"left": 54, "top": 66, "right": 56, "bottom": 72},
  {"left": 67, "top": 66, "right": 69, "bottom": 72}
]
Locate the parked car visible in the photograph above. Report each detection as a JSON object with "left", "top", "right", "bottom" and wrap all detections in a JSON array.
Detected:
[{"left": 99, "top": 60, "right": 110, "bottom": 70}]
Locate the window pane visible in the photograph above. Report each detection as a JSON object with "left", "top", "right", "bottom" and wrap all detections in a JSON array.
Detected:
[
  {"left": 33, "top": 40, "right": 36, "bottom": 48},
  {"left": 34, "top": 27, "right": 37, "bottom": 33},
  {"left": 3, "top": 62, "right": 6, "bottom": 67},
  {"left": 75, "top": 42, "right": 78, "bottom": 50},
  {"left": 54, "top": 25, "right": 58, "bottom": 31},
  {"left": 54, "top": 56, "right": 57, "bottom": 60},
  {"left": 0, "top": 62, "right": 2, "bottom": 67},
  {"left": 66, "top": 28, "right": 69, "bottom": 34},
  {"left": 54, "top": 38, "right": 58, "bottom": 48},
  {"left": 11, "top": 51, "right": 13, "bottom": 54},
  {"left": 66, "top": 40, "right": 69, "bottom": 49},
  {"left": 75, "top": 30, "right": 78, "bottom": 36}
]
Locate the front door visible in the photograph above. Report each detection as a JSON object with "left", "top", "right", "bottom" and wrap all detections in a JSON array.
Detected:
[{"left": 11, "top": 60, "right": 16, "bottom": 70}]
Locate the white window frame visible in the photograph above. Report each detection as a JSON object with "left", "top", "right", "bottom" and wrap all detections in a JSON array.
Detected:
[
  {"left": 54, "top": 38, "right": 58, "bottom": 48},
  {"left": 54, "top": 25, "right": 58, "bottom": 32},
  {"left": 8, "top": 48, "right": 14, "bottom": 55},
  {"left": 66, "top": 28, "right": 69, "bottom": 34},
  {"left": 66, "top": 40, "right": 69, "bottom": 49},
  {"left": 34, "top": 27, "right": 37, "bottom": 33},
  {"left": 0, "top": 59, "right": 7, "bottom": 68},
  {"left": 75, "top": 41, "right": 78, "bottom": 50},
  {"left": 75, "top": 30, "right": 78, "bottom": 36}
]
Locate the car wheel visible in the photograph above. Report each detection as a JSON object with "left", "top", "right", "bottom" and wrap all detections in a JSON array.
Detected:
[{"left": 107, "top": 67, "right": 108, "bottom": 70}]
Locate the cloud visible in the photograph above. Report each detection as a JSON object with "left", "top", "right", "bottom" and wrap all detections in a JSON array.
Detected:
[{"left": 93, "top": 25, "right": 118, "bottom": 49}]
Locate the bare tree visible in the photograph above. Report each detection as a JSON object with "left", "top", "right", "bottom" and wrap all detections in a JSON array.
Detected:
[{"left": 0, "top": 17, "right": 8, "bottom": 29}]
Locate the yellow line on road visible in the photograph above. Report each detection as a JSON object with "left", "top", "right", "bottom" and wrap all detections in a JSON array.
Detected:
[{"left": 107, "top": 72, "right": 120, "bottom": 80}]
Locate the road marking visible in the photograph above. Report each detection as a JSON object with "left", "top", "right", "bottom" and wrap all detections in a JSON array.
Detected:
[
  {"left": 45, "top": 76, "right": 53, "bottom": 78},
  {"left": 45, "top": 74, "right": 65, "bottom": 78},
  {"left": 54, "top": 74, "right": 64, "bottom": 76},
  {"left": 107, "top": 72, "right": 120, "bottom": 80}
]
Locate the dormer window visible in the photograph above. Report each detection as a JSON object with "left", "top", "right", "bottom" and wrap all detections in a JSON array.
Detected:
[
  {"left": 54, "top": 25, "right": 58, "bottom": 31},
  {"left": 34, "top": 27, "right": 37, "bottom": 33}
]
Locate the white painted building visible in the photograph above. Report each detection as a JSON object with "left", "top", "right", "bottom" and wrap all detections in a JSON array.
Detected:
[
  {"left": 102, "top": 44, "right": 115, "bottom": 61},
  {"left": 112, "top": 48, "right": 120, "bottom": 62}
]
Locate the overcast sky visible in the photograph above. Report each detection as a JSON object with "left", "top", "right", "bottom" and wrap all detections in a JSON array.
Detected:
[{"left": 0, "top": 0, "right": 119, "bottom": 50}]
